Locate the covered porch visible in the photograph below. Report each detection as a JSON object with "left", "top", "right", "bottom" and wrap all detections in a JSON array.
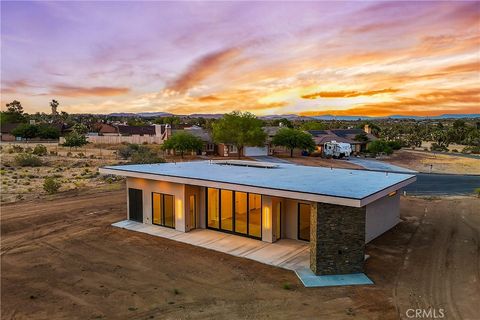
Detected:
[{"left": 112, "top": 220, "right": 309, "bottom": 271}]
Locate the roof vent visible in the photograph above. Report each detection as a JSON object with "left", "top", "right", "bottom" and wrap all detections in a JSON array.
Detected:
[{"left": 212, "top": 160, "right": 279, "bottom": 169}]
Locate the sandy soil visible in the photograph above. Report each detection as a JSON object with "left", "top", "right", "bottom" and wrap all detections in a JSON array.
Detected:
[
  {"left": 283, "top": 156, "right": 363, "bottom": 170},
  {"left": 380, "top": 149, "right": 480, "bottom": 174},
  {"left": 1, "top": 190, "right": 478, "bottom": 319},
  {"left": 0, "top": 146, "right": 124, "bottom": 204}
]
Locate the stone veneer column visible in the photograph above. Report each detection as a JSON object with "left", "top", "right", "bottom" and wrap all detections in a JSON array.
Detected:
[{"left": 310, "top": 202, "right": 366, "bottom": 275}]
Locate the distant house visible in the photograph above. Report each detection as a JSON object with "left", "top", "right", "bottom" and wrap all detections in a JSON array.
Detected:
[
  {"left": 219, "top": 126, "right": 280, "bottom": 157},
  {"left": 94, "top": 123, "right": 118, "bottom": 136},
  {"left": 0, "top": 123, "right": 20, "bottom": 141},
  {"left": 78, "top": 123, "right": 171, "bottom": 144},
  {"left": 173, "top": 126, "right": 216, "bottom": 155},
  {"left": 308, "top": 125, "right": 377, "bottom": 154}
]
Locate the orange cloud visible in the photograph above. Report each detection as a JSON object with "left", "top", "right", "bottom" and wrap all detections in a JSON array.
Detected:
[
  {"left": 301, "top": 88, "right": 399, "bottom": 99},
  {"left": 196, "top": 95, "right": 222, "bottom": 102},
  {"left": 300, "top": 88, "right": 479, "bottom": 117},
  {"left": 167, "top": 47, "right": 241, "bottom": 93},
  {"left": 50, "top": 85, "right": 130, "bottom": 97},
  {"left": 440, "top": 61, "right": 480, "bottom": 73}
]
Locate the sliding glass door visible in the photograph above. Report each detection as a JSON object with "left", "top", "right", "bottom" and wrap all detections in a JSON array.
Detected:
[
  {"left": 152, "top": 193, "right": 175, "bottom": 228},
  {"left": 248, "top": 193, "right": 261, "bottom": 238},
  {"left": 221, "top": 190, "right": 233, "bottom": 231},
  {"left": 207, "top": 188, "right": 219, "bottom": 229},
  {"left": 298, "top": 203, "right": 310, "bottom": 241},
  {"left": 207, "top": 188, "right": 262, "bottom": 239},
  {"left": 234, "top": 192, "right": 248, "bottom": 234}
]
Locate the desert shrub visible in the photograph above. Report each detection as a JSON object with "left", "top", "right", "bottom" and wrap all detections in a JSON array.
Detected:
[
  {"left": 130, "top": 150, "right": 166, "bottom": 164},
  {"left": 475, "top": 187, "right": 480, "bottom": 197},
  {"left": 451, "top": 149, "right": 459, "bottom": 153},
  {"left": 282, "top": 283, "right": 292, "bottom": 290},
  {"left": 367, "top": 140, "right": 393, "bottom": 156},
  {"left": 77, "top": 152, "right": 85, "bottom": 158},
  {"left": 386, "top": 140, "right": 402, "bottom": 150},
  {"left": 118, "top": 144, "right": 141, "bottom": 159},
  {"left": 27, "top": 174, "right": 36, "bottom": 179},
  {"left": 43, "top": 177, "right": 61, "bottom": 194},
  {"left": 24, "top": 147, "right": 33, "bottom": 153},
  {"left": 24, "top": 181, "right": 30, "bottom": 185},
  {"left": 0, "top": 170, "right": 5, "bottom": 175},
  {"left": 9, "top": 145, "right": 24, "bottom": 153},
  {"left": 66, "top": 151, "right": 73, "bottom": 157},
  {"left": 15, "top": 153, "right": 42, "bottom": 167},
  {"left": 430, "top": 143, "right": 448, "bottom": 152},
  {"left": 62, "top": 132, "right": 88, "bottom": 148},
  {"left": 118, "top": 144, "right": 165, "bottom": 164},
  {"left": 49, "top": 151, "right": 57, "bottom": 155},
  {"left": 32, "top": 144, "right": 48, "bottom": 156},
  {"left": 462, "top": 146, "right": 480, "bottom": 154}
]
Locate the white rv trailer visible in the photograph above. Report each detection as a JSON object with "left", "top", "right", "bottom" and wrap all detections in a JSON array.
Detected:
[{"left": 323, "top": 141, "right": 352, "bottom": 158}]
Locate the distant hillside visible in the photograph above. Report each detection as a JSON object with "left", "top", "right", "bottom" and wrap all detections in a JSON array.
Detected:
[
  {"left": 311, "top": 114, "right": 480, "bottom": 120},
  {"left": 105, "top": 112, "right": 480, "bottom": 120}
]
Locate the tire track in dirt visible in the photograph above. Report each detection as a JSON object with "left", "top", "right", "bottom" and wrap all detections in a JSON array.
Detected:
[{"left": 395, "top": 199, "right": 479, "bottom": 320}]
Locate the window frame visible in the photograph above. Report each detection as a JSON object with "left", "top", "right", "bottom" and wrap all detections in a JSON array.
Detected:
[
  {"left": 151, "top": 192, "right": 175, "bottom": 229},
  {"left": 297, "top": 202, "right": 311, "bottom": 242},
  {"left": 206, "top": 187, "right": 262, "bottom": 240}
]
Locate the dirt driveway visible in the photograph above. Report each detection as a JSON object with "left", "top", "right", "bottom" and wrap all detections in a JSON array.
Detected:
[{"left": 1, "top": 191, "right": 478, "bottom": 319}]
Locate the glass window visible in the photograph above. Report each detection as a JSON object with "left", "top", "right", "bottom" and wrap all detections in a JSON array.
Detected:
[
  {"left": 235, "top": 192, "right": 247, "bottom": 234},
  {"left": 273, "top": 199, "right": 281, "bottom": 240},
  {"left": 152, "top": 193, "right": 175, "bottom": 228},
  {"left": 207, "top": 188, "right": 219, "bottom": 229},
  {"left": 298, "top": 203, "right": 310, "bottom": 241},
  {"left": 152, "top": 193, "right": 163, "bottom": 225},
  {"left": 189, "top": 195, "right": 196, "bottom": 229},
  {"left": 221, "top": 190, "right": 233, "bottom": 231},
  {"left": 248, "top": 193, "right": 262, "bottom": 238},
  {"left": 164, "top": 194, "right": 174, "bottom": 228}
]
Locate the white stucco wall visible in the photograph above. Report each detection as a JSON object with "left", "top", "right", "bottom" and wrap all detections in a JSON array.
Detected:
[
  {"left": 365, "top": 192, "right": 400, "bottom": 243},
  {"left": 127, "top": 177, "right": 186, "bottom": 232}
]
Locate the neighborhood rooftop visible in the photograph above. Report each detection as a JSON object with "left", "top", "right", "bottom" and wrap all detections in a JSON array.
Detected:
[{"left": 102, "top": 160, "right": 415, "bottom": 203}]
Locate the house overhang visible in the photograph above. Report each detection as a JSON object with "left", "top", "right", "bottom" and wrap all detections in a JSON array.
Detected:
[{"left": 99, "top": 167, "right": 416, "bottom": 208}]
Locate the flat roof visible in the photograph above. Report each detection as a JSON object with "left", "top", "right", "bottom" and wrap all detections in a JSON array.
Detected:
[{"left": 101, "top": 160, "right": 416, "bottom": 207}]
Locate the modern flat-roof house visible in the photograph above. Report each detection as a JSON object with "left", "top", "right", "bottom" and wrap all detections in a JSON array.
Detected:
[{"left": 100, "top": 160, "right": 415, "bottom": 276}]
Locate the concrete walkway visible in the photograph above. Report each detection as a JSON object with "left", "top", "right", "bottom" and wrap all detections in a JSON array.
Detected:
[
  {"left": 112, "top": 220, "right": 309, "bottom": 271},
  {"left": 348, "top": 158, "right": 417, "bottom": 173}
]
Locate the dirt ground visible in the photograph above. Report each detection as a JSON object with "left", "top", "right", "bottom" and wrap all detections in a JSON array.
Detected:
[
  {"left": 1, "top": 188, "right": 478, "bottom": 319},
  {"left": 380, "top": 149, "right": 480, "bottom": 174},
  {"left": 0, "top": 143, "right": 125, "bottom": 203}
]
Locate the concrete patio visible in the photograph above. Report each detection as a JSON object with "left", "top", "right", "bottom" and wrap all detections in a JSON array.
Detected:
[
  {"left": 112, "top": 220, "right": 310, "bottom": 271},
  {"left": 112, "top": 220, "right": 373, "bottom": 287}
]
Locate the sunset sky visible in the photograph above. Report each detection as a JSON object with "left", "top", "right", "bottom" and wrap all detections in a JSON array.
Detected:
[{"left": 1, "top": 1, "right": 479, "bottom": 116}]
